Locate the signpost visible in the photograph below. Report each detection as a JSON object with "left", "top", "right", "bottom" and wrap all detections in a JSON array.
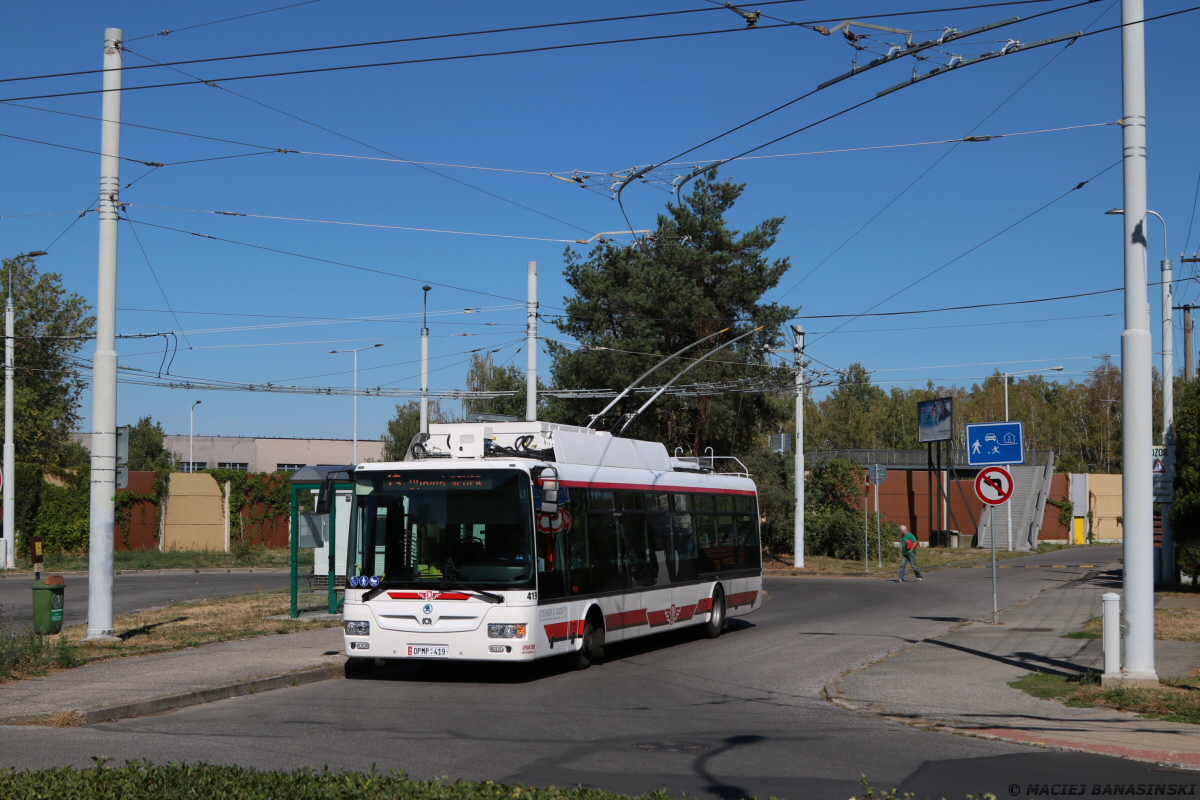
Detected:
[
  {"left": 868, "top": 465, "right": 888, "bottom": 567},
  {"left": 975, "top": 466, "right": 1013, "bottom": 624},
  {"left": 1153, "top": 445, "right": 1175, "bottom": 504}
]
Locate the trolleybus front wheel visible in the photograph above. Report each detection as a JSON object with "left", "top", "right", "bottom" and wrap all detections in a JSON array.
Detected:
[
  {"left": 703, "top": 587, "right": 726, "bottom": 639},
  {"left": 573, "top": 618, "right": 605, "bottom": 670}
]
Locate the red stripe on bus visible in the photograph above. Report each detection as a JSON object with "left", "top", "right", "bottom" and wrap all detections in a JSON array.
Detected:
[
  {"left": 559, "top": 480, "right": 755, "bottom": 496},
  {"left": 727, "top": 590, "right": 759, "bottom": 608},
  {"left": 605, "top": 608, "right": 649, "bottom": 631},
  {"left": 647, "top": 603, "right": 697, "bottom": 627},
  {"left": 697, "top": 597, "right": 713, "bottom": 613},
  {"left": 543, "top": 619, "right": 586, "bottom": 645},
  {"left": 385, "top": 591, "right": 472, "bottom": 601}
]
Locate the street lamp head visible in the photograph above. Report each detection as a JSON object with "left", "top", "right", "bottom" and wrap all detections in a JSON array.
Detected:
[
  {"left": 1105, "top": 208, "right": 1125, "bottom": 215},
  {"left": 422, "top": 285, "right": 432, "bottom": 293},
  {"left": 191, "top": 400, "right": 201, "bottom": 409},
  {"left": 372, "top": 343, "right": 384, "bottom": 349},
  {"left": 22, "top": 251, "right": 48, "bottom": 258}
]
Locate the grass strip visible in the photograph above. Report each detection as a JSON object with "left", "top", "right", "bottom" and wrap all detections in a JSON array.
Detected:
[
  {"left": 0, "top": 590, "right": 337, "bottom": 684},
  {"left": 1067, "top": 605, "right": 1200, "bottom": 643},
  {"left": 14, "top": 545, "right": 314, "bottom": 573},
  {"left": 1011, "top": 671, "right": 1200, "bottom": 725}
]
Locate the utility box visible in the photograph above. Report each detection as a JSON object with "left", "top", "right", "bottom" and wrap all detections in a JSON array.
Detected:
[{"left": 32, "top": 575, "right": 65, "bottom": 635}]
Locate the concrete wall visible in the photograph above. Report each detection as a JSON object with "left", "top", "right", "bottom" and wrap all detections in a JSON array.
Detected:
[
  {"left": 1089, "top": 473, "right": 1124, "bottom": 542},
  {"left": 874, "top": 469, "right": 984, "bottom": 545},
  {"left": 162, "top": 473, "right": 225, "bottom": 551}
]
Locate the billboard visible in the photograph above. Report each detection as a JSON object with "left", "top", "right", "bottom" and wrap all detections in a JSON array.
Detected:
[{"left": 917, "top": 397, "right": 953, "bottom": 443}]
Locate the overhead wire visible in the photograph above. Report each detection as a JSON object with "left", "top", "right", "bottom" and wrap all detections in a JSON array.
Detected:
[
  {"left": 122, "top": 203, "right": 595, "bottom": 244},
  {"left": 126, "top": 0, "right": 327, "bottom": 42},
  {"left": 121, "top": 214, "right": 193, "bottom": 349},
  {"left": 118, "top": 47, "right": 597, "bottom": 238},
  {"left": 120, "top": 216, "right": 531, "bottom": 304},
  {"left": 804, "top": 160, "right": 1121, "bottom": 347},
  {"left": 777, "top": 0, "right": 1118, "bottom": 300}
]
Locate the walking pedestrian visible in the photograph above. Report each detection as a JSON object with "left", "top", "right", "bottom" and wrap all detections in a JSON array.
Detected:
[{"left": 897, "top": 525, "right": 923, "bottom": 582}]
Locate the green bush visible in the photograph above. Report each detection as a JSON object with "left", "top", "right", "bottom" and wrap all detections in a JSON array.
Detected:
[
  {"left": 13, "top": 462, "right": 42, "bottom": 557},
  {"left": 0, "top": 761, "right": 678, "bottom": 800},
  {"left": 33, "top": 468, "right": 90, "bottom": 556},
  {"left": 0, "top": 625, "right": 79, "bottom": 679}
]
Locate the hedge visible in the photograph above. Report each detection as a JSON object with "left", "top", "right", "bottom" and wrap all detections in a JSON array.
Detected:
[{"left": 0, "top": 762, "right": 682, "bottom": 800}]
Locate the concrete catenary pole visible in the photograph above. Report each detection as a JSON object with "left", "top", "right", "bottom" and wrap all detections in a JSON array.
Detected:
[
  {"left": 3, "top": 268, "right": 13, "bottom": 569},
  {"left": 793, "top": 326, "right": 805, "bottom": 568},
  {"left": 1150, "top": 211, "right": 1175, "bottom": 581},
  {"left": 420, "top": 286, "right": 431, "bottom": 433},
  {"left": 526, "top": 261, "right": 537, "bottom": 422},
  {"left": 1118, "top": 0, "right": 1158, "bottom": 684},
  {"left": 86, "top": 28, "right": 124, "bottom": 641}
]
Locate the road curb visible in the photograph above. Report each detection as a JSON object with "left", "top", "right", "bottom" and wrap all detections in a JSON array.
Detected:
[{"left": 0, "top": 664, "right": 343, "bottom": 727}]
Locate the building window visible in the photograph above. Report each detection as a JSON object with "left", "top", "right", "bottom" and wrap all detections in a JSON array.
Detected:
[
  {"left": 217, "top": 462, "right": 249, "bottom": 471},
  {"left": 277, "top": 463, "right": 306, "bottom": 472},
  {"left": 182, "top": 462, "right": 207, "bottom": 473}
]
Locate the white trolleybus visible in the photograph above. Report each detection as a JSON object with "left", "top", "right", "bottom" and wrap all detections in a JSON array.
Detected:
[{"left": 340, "top": 420, "right": 762, "bottom": 669}]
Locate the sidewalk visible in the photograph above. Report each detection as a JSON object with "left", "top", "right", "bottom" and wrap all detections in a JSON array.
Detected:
[
  {"left": 0, "top": 624, "right": 345, "bottom": 725},
  {"left": 832, "top": 567, "right": 1200, "bottom": 767}
]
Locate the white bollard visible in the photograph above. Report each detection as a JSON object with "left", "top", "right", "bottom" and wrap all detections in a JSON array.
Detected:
[{"left": 1102, "top": 592, "right": 1122, "bottom": 680}]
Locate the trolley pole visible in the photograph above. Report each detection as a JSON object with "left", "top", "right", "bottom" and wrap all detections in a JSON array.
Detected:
[
  {"left": 86, "top": 28, "right": 124, "bottom": 641},
  {"left": 420, "top": 285, "right": 430, "bottom": 433}
]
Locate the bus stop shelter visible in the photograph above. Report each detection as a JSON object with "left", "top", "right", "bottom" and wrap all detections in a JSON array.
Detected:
[{"left": 289, "top": 465, "right": 353, "bottom": 618}]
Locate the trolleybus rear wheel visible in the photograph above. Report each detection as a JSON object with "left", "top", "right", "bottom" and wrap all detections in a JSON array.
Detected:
[
  {"left": 574, "top": 621, "right": 598, "bottom": 670},
  {"left": 703, "top": 587, "right": 726, "bottom": 639}
]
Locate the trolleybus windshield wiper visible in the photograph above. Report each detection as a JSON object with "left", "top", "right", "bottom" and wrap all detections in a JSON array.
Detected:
[{"left": 437, "top": 584, "right": 504, "bottom": 604}]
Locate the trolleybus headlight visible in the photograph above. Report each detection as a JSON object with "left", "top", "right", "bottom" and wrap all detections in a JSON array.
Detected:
[
  {"left": 487, "top": 623, "right": 527, "bottom": 639},
  {"left": 345, "top": 620, "right": 370, "bottom": 636}
]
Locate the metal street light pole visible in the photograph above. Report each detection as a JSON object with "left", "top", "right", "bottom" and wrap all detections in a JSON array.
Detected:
[
  {"left": 331, "top": 344, "right": 383, "bottom": 465},
  {"left": 1108, "top": 207, "right": 1174, "bottom": 580},
  {"left": 189, "top": 400, "right": 201, "bottom": 471},
  {"left": 1002, "top": 366, "right": 1063, "bottom": 551},
  {"left": 4, "top": 250, "right": 47, "bottom": 569}
]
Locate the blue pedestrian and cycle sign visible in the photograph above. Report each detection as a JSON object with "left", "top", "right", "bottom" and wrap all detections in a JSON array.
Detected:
[{"left": 965, "top": 421, "right": 1024, "bottom": 466}]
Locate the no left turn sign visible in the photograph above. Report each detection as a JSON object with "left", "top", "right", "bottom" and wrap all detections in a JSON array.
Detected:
[{"left": 975, "top": 466, "right": 1014, "bottom": 505}]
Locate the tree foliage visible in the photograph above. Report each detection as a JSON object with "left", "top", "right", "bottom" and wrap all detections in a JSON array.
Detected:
[
  {"left": 804, "top": 356, "right": 1129, "bottom": 474},
  {"left": 463, "top": 352, "right": 532, "bottom": 419},
  {"left": 1172, "top": 379, "right": 1200, "bottom": 580},
  {"left": 546, "top": 173, "right": 795, "bottom": 455},
  {"left": 0, "top": 255, "right": 94, "bottom": 468},
  {"left": 126, "top": 415, "right": 177, "bottom": 472},
  {"left": 380, "top": 400, "right": 454, "bottom": 461}
]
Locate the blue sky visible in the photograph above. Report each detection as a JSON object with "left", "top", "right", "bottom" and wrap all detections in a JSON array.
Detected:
[{"left": 4, "top": 1, "right": 1200, "bottom": 443}]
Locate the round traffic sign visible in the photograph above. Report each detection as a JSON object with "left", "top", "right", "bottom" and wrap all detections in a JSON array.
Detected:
[
  {"left": 975, "top": 466, "right": 1014, "bottom": 505},
  {"left": 536, "top": 509, "right": 573, "bottom": 534}
]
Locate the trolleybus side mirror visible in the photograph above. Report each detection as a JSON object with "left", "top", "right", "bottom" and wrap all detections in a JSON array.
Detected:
[{"left": 541, "top": 479, "right": 559, "bottom": 514}]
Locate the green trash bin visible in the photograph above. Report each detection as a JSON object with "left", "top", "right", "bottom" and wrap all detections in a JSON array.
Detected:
[{"left": 32, "top": 575, "right": 65, "bottom": 635}]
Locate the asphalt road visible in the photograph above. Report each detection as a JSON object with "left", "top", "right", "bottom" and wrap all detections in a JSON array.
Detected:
[
  {"left": 1, "top": 547, "right": 1189, "bottom": 799},
  {"left": 0, "top": 571, "right": 292, "bottom": 628}
]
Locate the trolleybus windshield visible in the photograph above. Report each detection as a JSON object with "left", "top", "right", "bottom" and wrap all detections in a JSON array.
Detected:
[{"left": 350, "top": 469, "right": 535, "bottom": 591}]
